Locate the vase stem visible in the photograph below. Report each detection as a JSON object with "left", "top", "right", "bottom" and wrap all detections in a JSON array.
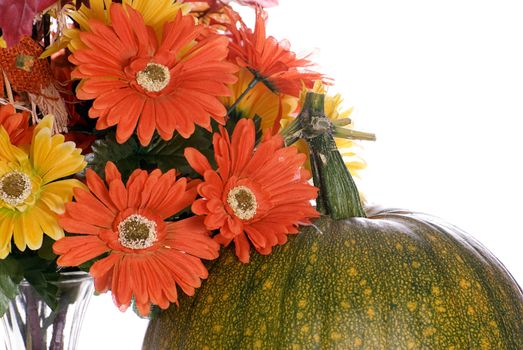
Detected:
[
  {"left": 2, "top": 272, "right": 93, "bottom": 350},
  {"left": 26, "top": 286, "right": 44, "bottom": 350},
  {"left": 49, "top": 295, "right": 69, "bottom": 350}
]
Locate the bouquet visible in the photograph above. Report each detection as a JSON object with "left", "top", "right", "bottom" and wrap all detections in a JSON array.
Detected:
[{"left": 0, "top": 0, "right": 368, "bottom": 319}]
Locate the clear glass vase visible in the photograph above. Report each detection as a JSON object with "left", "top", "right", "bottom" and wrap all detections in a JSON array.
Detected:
[{"left": 2, "top": 271, "right": 93, "bottom": 350}]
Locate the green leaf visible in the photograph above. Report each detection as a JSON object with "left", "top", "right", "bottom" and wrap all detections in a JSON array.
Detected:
[
  {"left": 16, "top": 256, "right": 60, "bottom": 310},
  {"left": 90, "top": 130, "right": 214, "bottom": 182},
  {"left": 252, "top": 114, "right": 264, "bottom": 143},
  {"left": 89, "top": 132, "right": 141, "bottom": 181},
  {"left": 37, "top": 236, "right": 58, "bottom": 261},
  {"left": 222, "top": 114, "right": 264, "bottom": 144},
  {"left": 0, "top": 258, "right": 24, "bottom": 317}
]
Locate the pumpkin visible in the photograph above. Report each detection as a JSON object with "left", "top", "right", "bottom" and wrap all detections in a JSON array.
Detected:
[{"left": 143, "top": 93, "right": 523, "bottom": 349}]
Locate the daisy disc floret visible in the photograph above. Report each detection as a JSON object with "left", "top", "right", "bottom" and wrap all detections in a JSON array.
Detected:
[
  {"left": 70, "top": 3, "right": 238, "bottom": 146},
  {"left": 53, "top": 162, "right": 220, "bottom": 316},
  {"left": 0, "top": 115, "right": 86, "bottom": 258},
  {"left": 185, "top": 118, "right": 319, "bottom": 263}
]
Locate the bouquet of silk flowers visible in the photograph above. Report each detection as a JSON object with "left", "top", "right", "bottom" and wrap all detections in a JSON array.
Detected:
[{"left": 0, "top": 0, "right": 375, "bottom": 329}]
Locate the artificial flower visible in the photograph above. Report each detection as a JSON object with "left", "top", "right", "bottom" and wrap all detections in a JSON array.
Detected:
[
  {"left": 183, "top": 0, "right": 277, "bottom": 30},
  {"left": 283, "top": 82, "right": 367, "bottom": 177},
  {"left": 233, "top": 0, "right": 279, "bottom": 7},
  {"left": 50, "top": 51, "right": 97, "bottom": 154},
  {"left": 42, "top": 0, "right": 190, "bottom": 57},
  {"left": 70, "top": 3, "right": 238, "bottom": 146},
  {"left": 226, "top": 7, "right": 325, "bottom": 98},
  {"left": 0, "top": 115, "right": 86, "bottom": 258},
  {"left": 0, "top": 104, "right": 33, "bottom": 146},
  {"left": 0, "top": 37, "right": 69, "bottom": 133},
  {"left": 0, "top": 0, "right": 56, "bottom": 47},
  {"left": 54, "top": 162, "right": 220, "bottom": 315},
  {"left": 224, "top": 68, "right": 298, "bottom": 132},
  {"left": 185, "top": 118, "right": 319, "bottom": 263},
  {"left": 184, "top": 0, "right": 278, "bottom": 9}
]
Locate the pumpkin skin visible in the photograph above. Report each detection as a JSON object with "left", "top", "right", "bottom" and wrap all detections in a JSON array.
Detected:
[{"left": 143, "top": 207, "right": 523, "bottom": 349}]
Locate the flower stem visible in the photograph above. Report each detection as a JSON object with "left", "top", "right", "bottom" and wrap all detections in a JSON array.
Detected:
[
  {"left": 333, "top": 127, "right": 376, "bottom": 141},
  {"left": 297, "top": 92, "right": 366, "bottom": 219},
  {"left": 26, "top": 286, "right": 44, "bottom": 350},
  {"left": 49, "top": 294, "right": 70, "bottom": 350},
  {"left": 227, "top": 77, "right": 259, "bottom": 116},
  {"left": 281, "top": 117, "right": 303, "bottom": 146}
]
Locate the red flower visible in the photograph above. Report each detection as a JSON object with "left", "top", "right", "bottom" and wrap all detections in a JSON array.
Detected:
[
  {"left": 70, "top": 4, "right": 237, "bottom": 146},
  {"left": 185, "top": 118, "right": 319, "bottom": 263},
  {"left": 0, "top": 104, "right": 33, "bottom": 145},
  {"left": 226, "top": 7, "right": 326, "bottom": 97},
  {"left": 54, "top": 162, "right": 220, "bottom": 315}
]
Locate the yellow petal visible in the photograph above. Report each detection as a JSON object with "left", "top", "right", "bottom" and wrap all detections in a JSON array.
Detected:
[
  {"left": 0, "top": 211, "right": 14, "bottom": 253},
  {"left": 29, "top": 116, "right": 86, "bottom": 182},
  {"left": 40, "top": 37, "right": 70, "bottom": 58},
  {"left": 40, "top": 179, "right": 86, "bottom": 214},
  {"left": 126, "top": 0, "right": 189, "bottom": 37},
  {"left": 40, "top": 191, "right": 66, "bottom": 214},
  {"left": 23, "top": 210, "right": 44, "bottom": 250},
  {"left": 0, "top": 242, "right": 10, "bottom": 259},
  {"left": 0, "top": 126, "right": 28, "bottom": 163},
  {"left": 13, "top": 213, "right": 26, "bottom": 251},
  {"left": 227, "top": 69, "right": 299, "bottom": 133},
  {"left": 30, "top": 124, "right": 52, "bottom": 172},
  {"left": 34, "top": 203, "right": 64, "bottom": 241},
  {"left": 33, "top": 115, "right": 54, "bottom": 138},
  {"left": 41, "top": 153, "right": 86, "bottom": 184}
]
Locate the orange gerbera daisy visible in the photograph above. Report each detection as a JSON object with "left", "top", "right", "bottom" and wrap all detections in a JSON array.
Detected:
[
  {"left": 53, "top": 162, "right": 220, "bottom": 315},
  {"left": 0, "top": 104, "right": 33, "bottom": 146},
  {"left": 185, "top": 118, "right": 319, "bottom": 263},
  {"left": 70, "top": 3, "right": 237, "bottom": 146},
  {"left": 226, "top": 7, "right": 325, "bottom": 98}
]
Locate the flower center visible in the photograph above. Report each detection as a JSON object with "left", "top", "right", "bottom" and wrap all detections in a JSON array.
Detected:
[
  {"left": 0, "top": 171, "right": 32, "bottom": 206},
  {"left": 136, "top": 63, "right": 170, "bottom": 92},
  {"left": 227, "top": 186, "right": 257, "bottom": 220},
  {"left": 118, "top": 214, "right": 157, "bottom": 249}
]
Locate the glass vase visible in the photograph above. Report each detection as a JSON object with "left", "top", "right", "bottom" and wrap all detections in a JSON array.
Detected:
[{"left": 2, "top": 271, "right": 93, "bottom": 350}]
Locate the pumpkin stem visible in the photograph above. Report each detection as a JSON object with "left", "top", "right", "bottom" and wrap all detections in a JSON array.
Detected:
[{"left": 292, "top": 92, "right": 366, "bottom": 219}]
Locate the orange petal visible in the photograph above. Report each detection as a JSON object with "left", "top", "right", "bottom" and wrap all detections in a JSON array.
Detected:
[
  {"left": 184, "top": 147, "right": 212, "bottom": 176},
  {"left": 234, "top": 233, "right": 251, "bottom": 263},
  {"left": 137, "top": 100, "right": 156, "bottom": 146},
  {"left": 54, "top": 236, "right": 108, "bottom": 266}
]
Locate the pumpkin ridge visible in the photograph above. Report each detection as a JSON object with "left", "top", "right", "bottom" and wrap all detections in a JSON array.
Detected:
[
  {"left": 176, "top": 258, "right": 221, "bottom": 349},
  {"left": 388, "top": 212, "right": 523, "bottom": 347},
  {"left": 233, "top": 238, "right": 298, "bottom": 350},
  {"left": 415, "top": 218, "right": 523, "bottom": 346},
  {"left": 314, "top": 218, "right": 336, "bottom": 348},
  {"left": 273, "top": 225, "right": 312, "bottom": 350},
  {"left": 230, "top": 259, "right": 262, "bottom": 350},
  {"left": 277, "top": 217, "right": 333, "bottom": 348}
]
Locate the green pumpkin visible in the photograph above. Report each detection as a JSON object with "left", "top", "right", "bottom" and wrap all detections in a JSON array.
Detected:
[{"left": 143, "top": 94, "right": 523, "bottom": 349}]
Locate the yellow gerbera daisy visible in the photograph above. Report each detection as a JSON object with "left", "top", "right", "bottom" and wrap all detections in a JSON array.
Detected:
[
  {"left": 224, "top": 68, "right": 298, "bottom": 133},
  {"left": 0, "top": 116, "right": 86, "bottom": 258},
  {"left": 41, "top": 0, "right": 190, "bottom": 57},
  {"left": 283, "top": 81, "right": 367, "bottom": 178}
]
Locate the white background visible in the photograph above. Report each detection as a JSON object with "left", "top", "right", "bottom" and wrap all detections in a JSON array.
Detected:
[{"left": 3, "top": 0, "right": 523, "bottom": 348}]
